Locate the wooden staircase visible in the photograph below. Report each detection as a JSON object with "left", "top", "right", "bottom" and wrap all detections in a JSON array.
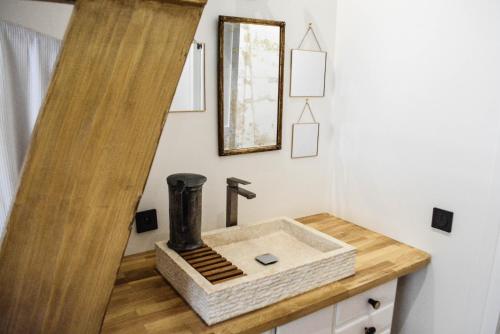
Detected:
[{"left": 0, "top": 0, "right": 207, "bottom": 332}]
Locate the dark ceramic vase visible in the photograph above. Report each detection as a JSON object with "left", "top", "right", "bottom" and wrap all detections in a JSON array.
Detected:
[{"left": 166, "top": 173, "right": 207, "bottom": 252}]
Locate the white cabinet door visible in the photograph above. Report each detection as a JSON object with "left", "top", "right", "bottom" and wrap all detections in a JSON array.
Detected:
[
  {"left": 336, "top": 280, "right": 397, "bottom": 327},
  {"left": 276, "top": 306, "right": 335, "bottom": 334},
  {"left": 275, "top": 279, "right": 398, "bottom": 334},
  {"left": 334, "top": 304, "right": 394, "bottom": 334}
]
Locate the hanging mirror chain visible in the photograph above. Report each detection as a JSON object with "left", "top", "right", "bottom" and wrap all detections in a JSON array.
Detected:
[
  {"left": 297, "top": 99, "right": 318, "bottom": 123},
  {"left": 297, "top": 23, "right": 323, "bottom": 51}
]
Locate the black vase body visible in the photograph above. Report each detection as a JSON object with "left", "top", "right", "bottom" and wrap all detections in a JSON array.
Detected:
[{"left": 167, "top": 173, "right": 207, "bottom": 252}]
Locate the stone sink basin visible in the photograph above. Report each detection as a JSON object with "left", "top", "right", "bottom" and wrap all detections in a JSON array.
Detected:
[{"left": 155, "top": 217, "right": 356, "bottom": 325}]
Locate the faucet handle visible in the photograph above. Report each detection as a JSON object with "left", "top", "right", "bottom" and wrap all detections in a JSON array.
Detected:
[{"left": 227, "top": 177, "right": 251, "bottom": 186}]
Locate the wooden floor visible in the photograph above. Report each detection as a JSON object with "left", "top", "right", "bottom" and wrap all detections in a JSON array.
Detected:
[{"left": 102, "top": 213, "right": 430, "bottom": 334}]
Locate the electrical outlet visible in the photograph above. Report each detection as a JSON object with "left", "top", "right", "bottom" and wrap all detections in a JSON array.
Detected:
[
  {"left": 135, "top": 209, "right": 158, "bottom": 233},
  {"left": 432, "top": 207, "right": 453, "bottom": 233}
]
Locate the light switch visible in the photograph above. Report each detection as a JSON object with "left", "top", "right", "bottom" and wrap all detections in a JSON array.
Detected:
[{"left": 432, "top": 207, "right": 453, "bottom": 233}]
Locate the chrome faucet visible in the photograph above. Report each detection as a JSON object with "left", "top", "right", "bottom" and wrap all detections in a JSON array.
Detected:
[{"left": 226, "top": 177, "right": 256, "bottom": 227}]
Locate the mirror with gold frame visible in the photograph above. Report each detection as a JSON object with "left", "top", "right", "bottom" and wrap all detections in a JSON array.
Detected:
[{"left": 218, "top": 16, "right": 285, "bottom": 156}]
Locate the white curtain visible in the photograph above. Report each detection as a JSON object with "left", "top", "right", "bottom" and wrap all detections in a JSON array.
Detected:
[{"left": 0, "top": 20, "right": 61, "bottom": 243}]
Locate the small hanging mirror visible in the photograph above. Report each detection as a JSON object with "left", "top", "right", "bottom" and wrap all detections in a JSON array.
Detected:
[
  {"left": 170, "top": 41, "right": 206, "bottom": 112},
  {"left": 290, "top": 24, "right": 327, "bottom": 97},
  {"left": 291, "top": 100, "right": 320, "bottom": 159}
]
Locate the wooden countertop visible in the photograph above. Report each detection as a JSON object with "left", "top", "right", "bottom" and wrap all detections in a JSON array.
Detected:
[{"left": 102, "top": 213, "right": 430, "bottom": 334}]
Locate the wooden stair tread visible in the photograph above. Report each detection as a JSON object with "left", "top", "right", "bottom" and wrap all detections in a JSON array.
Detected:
[
  {"left": 212, "top": 273, "right": 246, "bottom": 284},
  {"left": 192, "top": 258, "right": 227, "bottom": 269},
  {"left": 196, "top": 261, "right": 231, "bottom": 272},
  {"left": 178, "top": 245, "right": 245, "bottom": 285},
  {"left": 179, "top": 245, "right": 210, "bottom": 256},
  {"left": 0, "top": 0, "right": 207, "bottom": 332},
  {"left": 200, "top": 265, "right": 237, "bottom": 276},
  {"left": 183, "top": 250, "right": 217, "bottom": 261},
  {"left": 187, "top": 254, "right": 222, "bottom": 264},
  {"left": 205, "top": 269, "right": 244, "bottom": 282}
]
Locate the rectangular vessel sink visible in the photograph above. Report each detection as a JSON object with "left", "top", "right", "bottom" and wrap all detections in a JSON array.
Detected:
[{"left": 156, "top": 217, "right": 356, "bottom": 325}]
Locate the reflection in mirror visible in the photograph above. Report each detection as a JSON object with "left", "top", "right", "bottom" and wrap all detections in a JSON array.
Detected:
[
  {"left": 170, "top": 41, "right": 205, "bottom": 112},
  {"left": 218, "top": 16, "right": 285, "bottom": 156},
  {"left": 290, "top": 49, "right": 327, "bottom": 97}
]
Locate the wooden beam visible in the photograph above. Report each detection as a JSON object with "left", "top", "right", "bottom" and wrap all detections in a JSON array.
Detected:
[
  {"left": 0, "top": 0, "right": 206, "bottom": 332},
  {"left": 30, "top": 0, "right": 76, "bottom": 4},
  {"left": 31, "top": 0, "right": 207, "bottom": 6}
]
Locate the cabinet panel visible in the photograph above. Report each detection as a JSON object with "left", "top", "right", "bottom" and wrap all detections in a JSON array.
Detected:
[
  {"left": 276, "top": 305, "right": 335, "bottom": 334},
  {"left": 336, "top": 279, "right": 397, "bottom": 327},
  {"left": 334, "top": 305, "right": 394, "bottom": 334}
]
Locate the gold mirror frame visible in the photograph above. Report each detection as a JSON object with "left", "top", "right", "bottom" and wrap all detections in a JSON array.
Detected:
[{"left": 217, "top": 15, "right": 285, "bottom": 156}]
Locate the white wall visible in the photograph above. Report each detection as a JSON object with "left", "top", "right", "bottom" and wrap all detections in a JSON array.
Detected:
[
  {"left": 127, "top": 0, "right": 338, "bottom": 254},
  {"left": 0, "top": 0, "right": 339, "bottom": 255},
  {"left": 331, "top": 0, "right": 500, "bottom": 333},
  {"left": 0, "top": 0, "right": 72, "bottom": 39}
]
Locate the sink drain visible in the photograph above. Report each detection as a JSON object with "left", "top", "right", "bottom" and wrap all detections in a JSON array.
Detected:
[{"left": 255, "top": 253, "right": 279, "bottom": 265}]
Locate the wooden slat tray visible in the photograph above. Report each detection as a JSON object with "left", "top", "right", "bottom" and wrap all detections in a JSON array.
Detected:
[{"left": 178, "top": 245, "right": 245, "bottom": 284}]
